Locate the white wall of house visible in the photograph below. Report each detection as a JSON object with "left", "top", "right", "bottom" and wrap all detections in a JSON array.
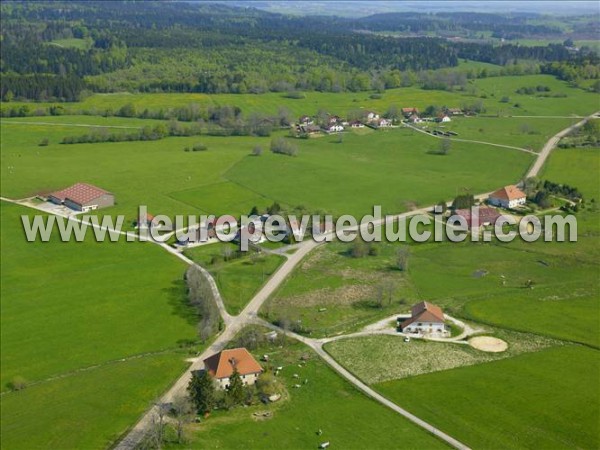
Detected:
[
  {"left": 215, "top": 372, "right": 260, "bottom": 390},
  {"left": 403, "top": 321, "right": 449, "bottom": 336},
  {"left": 489, "top": 197, "right": 526, "bottom": 209}
]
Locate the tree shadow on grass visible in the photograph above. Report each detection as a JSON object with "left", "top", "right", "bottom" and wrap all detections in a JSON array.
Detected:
[{"left": 164, "top": 279, "right": 199, "bottom": 327}]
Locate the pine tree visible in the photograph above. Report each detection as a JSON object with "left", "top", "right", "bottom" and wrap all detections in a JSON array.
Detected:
[
  {"left": 226, "top": 368, "right": 245, "bottom": 406},
  {"left": 187, "top": 370, "right": 216, "bottom": 415}
]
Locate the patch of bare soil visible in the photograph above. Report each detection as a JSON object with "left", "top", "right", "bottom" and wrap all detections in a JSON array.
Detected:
[{"left": 469, "top": 336, "right": 508, "bottom": 352}]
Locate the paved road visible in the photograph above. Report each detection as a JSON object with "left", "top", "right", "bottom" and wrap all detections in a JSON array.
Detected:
[{"left": 526, "top": 111, "right": 599, "bottom": 178}]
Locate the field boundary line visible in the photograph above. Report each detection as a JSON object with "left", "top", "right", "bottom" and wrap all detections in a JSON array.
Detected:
[
  {"left": 0, "top": 348, "right": 183, "bottom": 397},
  {"left": 1, "top": 120, "right": 143, "bottom": 129}
]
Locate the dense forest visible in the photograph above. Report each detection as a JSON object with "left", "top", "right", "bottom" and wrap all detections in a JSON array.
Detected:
[{"left": 1, "top": 1, "right": 598, "bottom": 101}]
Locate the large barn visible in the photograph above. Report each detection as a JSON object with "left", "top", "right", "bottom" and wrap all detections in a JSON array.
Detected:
[{"left": 48, "top": 183, "right": 114, "bottom": 212}]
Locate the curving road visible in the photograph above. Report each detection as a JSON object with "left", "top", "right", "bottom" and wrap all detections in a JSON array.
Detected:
[{"left": 526, "top": 112, "right": 598, "bottom": 178}]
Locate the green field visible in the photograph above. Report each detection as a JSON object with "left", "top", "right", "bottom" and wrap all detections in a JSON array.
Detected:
[
  {"left": 49, "top": 37, "right": 93, "bottom": 50},
  {"left": 541, "top": 146, "right": 600, "bottom": 200},
  {"left": 1, "top": 353, "right": 188, "bottom": 450},
  {"left": 0, "top": 201, "right": 197, "bottom": 448},
  {"left": 421, "top": 116, "right": 578, "bottom": 152},
  {"left": 4, "top": 74, "right": 597, "bottom": 118},
  {"left": 1, "top": 117, "right": 534, "bottom": 221},
  {"left": 170, "top": 336, "right": 448, "bottom": 450},
  {"left": 375, "top": 345, "right": 599, "bottom": 449},
  {"left": 325, "top": 331, "right": 560, "bottom": 384},
  {"left": 184, "top": 242, "right": 285, "bottom": 314}
]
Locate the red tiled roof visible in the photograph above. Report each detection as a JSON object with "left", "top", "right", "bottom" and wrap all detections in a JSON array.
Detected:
[
  {"left": 454, "top": 207, "right": 501, "bottom": 226},
  {"left": 203, "top": 348, "right": 263, "bottom": 379},
  {"left": 490, "top": 185, "right": 526, "bottom": 202},
  {"left": 401, "top": 301, "right": 445, "bottom": 329},
  {"left": 49, "top": 183, "right": 111, "bottom": 206}
]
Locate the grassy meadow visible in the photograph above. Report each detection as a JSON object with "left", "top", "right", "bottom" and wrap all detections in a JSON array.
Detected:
[
  {"left": 421, "top": 116, "right": 579, "bottom": 151},
  {"left": 1, "top": 117, "right": 534, "bottom": 221},
  {"left": 375, "top": 345, "right": 599, "bottom": 450},
  {"left": 0, "top": 201, "right": 198, "bottom": 448},
  {"left": 184, "top": 242, "right": 285, "bottom": 315},
  {"left": 1, "top": 353, "right": 188, "bottom": 450},
  {"left": 4, "top": 74, "right": 598, "bottom": 117},
  {"left": 325, "top": 330, "right": 560, "bottom": 384}
]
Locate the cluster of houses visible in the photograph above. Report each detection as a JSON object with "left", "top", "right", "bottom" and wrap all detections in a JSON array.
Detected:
[
  {"left": 404, "top": 107, "right": 463, "bottom": 124},
  {"left": 295, "top": 106, "right": 463, "bottom": 137}
]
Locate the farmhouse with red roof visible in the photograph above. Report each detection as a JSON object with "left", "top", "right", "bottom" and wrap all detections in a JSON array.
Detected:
[
  {"left": 400, "top": 301, "right": 449, "bottom": 337},
  {"left": 47, "top": 183, "right": 114, "bottom": 212},
  {"left": 488, "top": 185, "right": 526, "bottom": 209},
  {"left": 202, "top": 348, "right": 263, "bottom": 389}
]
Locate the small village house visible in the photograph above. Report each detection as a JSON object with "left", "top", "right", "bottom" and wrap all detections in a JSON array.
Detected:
[
  {"left": 400, "top": 301, "right": 449, "bottom": 337},
  {"left": 298, "top": 115, "right": 314, "bottom": 126},
  {"left": 408, "top": 113, "right": 422, "bottom": 123},
  {"left": 47, "top": 183, "right": 114, "bottom": 212},
  {"left": 324, "top": 124, "right": 344, "bottom": 133},
  {"left": 327, "top": 115, "right": 341, "bottom": 125},
  {"left": 375, "top": 118, "right": 392, "bottom": 128},
  {"left": 365, "top": 111, "right": 380, "bottom": 122},
  {"left": 402, "top": 107, "right": 419, "bottom": 117},
  {"left": 350, "top": 120, "right": 365, "bottom": 128},
  {"left": 447, "top": 108, "right": 464, "bottom": 116},
  {"left": 202, "top": 348, "right": 263, "bottom": 390},
  {"left": 488, "top": 185, "right": 527, "bottom": 209},
  {"left": 436, "top": 113, "right": 452, "bottom": 123}
]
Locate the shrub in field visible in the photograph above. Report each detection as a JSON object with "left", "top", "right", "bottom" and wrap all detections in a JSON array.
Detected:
[{"left": 270, "top": 137, "right": 297, "bottom": 156}]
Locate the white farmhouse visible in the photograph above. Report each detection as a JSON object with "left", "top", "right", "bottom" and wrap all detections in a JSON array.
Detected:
[
  {"left": 400, "top": 301, "right": 449, "bottom": 337},
  {"left": 325, "top": 124, "right": 344, "bottom": 133},
  {"left": 488, "top": 185, "right": 527, "bottom": 209},
  {"left": 202, "top": 348, "right": 263, "bottom": 390},
  {"left": 365, "top": 111, "right": 380, "bottom": 122}
]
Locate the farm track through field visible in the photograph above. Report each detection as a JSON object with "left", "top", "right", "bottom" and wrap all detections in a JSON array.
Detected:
[
  {"left": 403, "top": 122, "right": 538, "bottom": 154},
  {"left": 2, "top": 112, "right": 597, "bottom": 450}
]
